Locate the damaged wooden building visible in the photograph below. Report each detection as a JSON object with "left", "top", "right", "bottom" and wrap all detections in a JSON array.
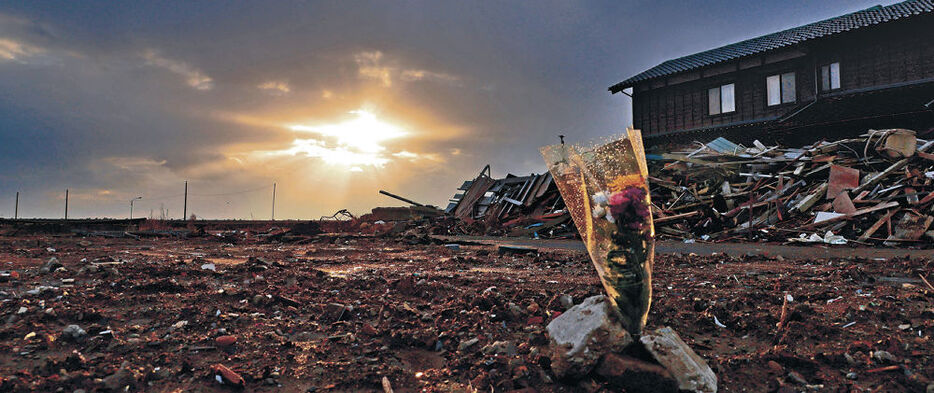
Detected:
[{"left": 609, "top": 0, "right": 934, "bottom": 145}]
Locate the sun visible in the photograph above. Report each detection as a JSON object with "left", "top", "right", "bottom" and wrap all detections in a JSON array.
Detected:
[
  {"left": 288, "top": 109, "right": 407, "bottom": 154},
  {"left": 269, "top": 109, "right": 411, "bottom": 168}
]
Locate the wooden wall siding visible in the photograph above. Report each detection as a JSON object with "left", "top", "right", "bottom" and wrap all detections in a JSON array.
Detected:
[{"left": 630, "top": 16, "right": 933, "bottom": 136}]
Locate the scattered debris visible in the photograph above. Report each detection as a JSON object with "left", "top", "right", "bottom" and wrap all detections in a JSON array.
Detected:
[
  {"left": 0, "top": 199, "right": 930, "bottom": 391},
  {"left": 431, "top": 130, "right": 934, "bottom": 247},
  {"left": 646, "top": 131, "right": 934, "bottom": 244}
]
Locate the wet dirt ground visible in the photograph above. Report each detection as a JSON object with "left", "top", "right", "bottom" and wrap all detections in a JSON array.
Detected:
[{"left": 0, "top": 233, "right": 931, "bottom": 392}]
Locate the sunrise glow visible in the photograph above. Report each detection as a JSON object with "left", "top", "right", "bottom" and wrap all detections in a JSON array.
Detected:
[{"left": 267, "top": 109, "right": 410, "bottom": 169}]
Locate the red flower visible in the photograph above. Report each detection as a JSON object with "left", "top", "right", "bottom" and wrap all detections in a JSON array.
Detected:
[{"left": 607, "top": 186, "right": 649, "bottom": 230}]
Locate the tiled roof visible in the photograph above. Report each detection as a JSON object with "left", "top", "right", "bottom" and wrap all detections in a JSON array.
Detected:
[{"left": 609, "top": 0, "right": 934, "bottom": 93}]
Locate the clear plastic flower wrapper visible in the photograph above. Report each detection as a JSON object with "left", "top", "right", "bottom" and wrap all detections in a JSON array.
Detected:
[{"left": 540, "top": 128, "right": 654, "bottom": 336}]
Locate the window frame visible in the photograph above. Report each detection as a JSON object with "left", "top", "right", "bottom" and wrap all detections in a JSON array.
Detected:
[
  {"left": 766, "top": 71, "right": 797, "bottom": 107},
  {"left": 707, "top": 83, "right": 736, "bottom": 116},
  {"left": 821, "top": 62, "right": 841, "bottom": 92}
]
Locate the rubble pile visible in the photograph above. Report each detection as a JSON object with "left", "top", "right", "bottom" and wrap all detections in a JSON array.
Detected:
[
  {"left": 443, "top": 165, "right": 577, "bottom": 239},
  {"left": 649, "top": 129, "right": 934, "bottom": 245},
  {"left": 434, "top": 129, "right": 934, "bottom": 246}
]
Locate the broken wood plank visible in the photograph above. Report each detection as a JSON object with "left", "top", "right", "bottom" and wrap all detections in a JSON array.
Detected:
[
  {"left": 857, "top": 208, "right": 898, "bottom": 242},
  {"left": 853, "top": 140, "right": 934, "bottom": 194},
  {"left": 654, "top": 210, "right": 701, "bottom": 223}
]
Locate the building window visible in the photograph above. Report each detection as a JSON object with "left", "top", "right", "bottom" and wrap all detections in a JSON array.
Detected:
[
  {"left": 708, "top": 83, "right": 735, "bottom": 115},
  {"left": 821, "top": 62, "right": 840, "bottom": 91},
  {"left": 767, "top": 72, "right": 796, "bottom": 106}
]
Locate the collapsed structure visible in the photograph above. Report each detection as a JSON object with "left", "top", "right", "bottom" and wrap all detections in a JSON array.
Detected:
[
  {"left": 443, "top": 165, "right": 573, "bottom": 238},
  {"left": 438, "top": 129, "right": 934, "bottom": 247}
]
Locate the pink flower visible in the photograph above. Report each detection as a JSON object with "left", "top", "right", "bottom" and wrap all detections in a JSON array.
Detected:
[{"left": 606, "top": 186, "right": 649, "bottom": 230}]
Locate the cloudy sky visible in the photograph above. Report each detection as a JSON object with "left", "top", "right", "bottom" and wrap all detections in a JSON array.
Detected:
[{"left": 0, "top": 0, "right": 882, "bottom": 219}]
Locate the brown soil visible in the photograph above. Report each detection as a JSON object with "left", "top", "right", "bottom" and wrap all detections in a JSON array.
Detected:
[{"left": 0, "top": 234, "right": 931, "bottom": 392}]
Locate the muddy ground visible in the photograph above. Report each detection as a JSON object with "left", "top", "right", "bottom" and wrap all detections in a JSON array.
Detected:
[{"left": 0, "top": 233, "right": 931, "bottom": 392}]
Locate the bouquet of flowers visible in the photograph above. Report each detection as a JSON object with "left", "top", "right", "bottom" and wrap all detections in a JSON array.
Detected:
[{"left": 540, "top": 128, "right": 654, "bottom": 336}]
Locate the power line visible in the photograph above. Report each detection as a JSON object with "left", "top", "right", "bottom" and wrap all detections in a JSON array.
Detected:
[
  {"left": 140, "top": 184, "right": 273, "bottom": 201},
  {"left": 188, "top": 184, "right": 275, "bottom": 197}
]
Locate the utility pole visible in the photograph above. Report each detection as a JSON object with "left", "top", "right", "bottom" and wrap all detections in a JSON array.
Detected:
[
  {"left": 129, "top": 196, "right": 142, "bottom": 219},
  {"left": 14, "top": 192, "right": 18, "bottom": 220},
  {"left": 183, "top": 181, "right": 188, "bottom": 221},
  {"left": 64, "top": 189, "right": 69, "bottom": 220},
  {"left": 271, "top": 183, "right": 276, "bottom": 221}
]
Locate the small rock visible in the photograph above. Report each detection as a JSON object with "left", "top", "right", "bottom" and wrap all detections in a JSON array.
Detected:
[
  {"left": 558, "top": 294, "right": 574, "bottom": 310},
  {"left": 766, "top": 360, "right": 783, "bottom": 374},
  {"left": 788, "top": 371, "right": 808, "bottom": 385},
  {"left": 215, "top": 335, "right": 237, "bottom": 347},
  {"left": 846, "top": 372, "right": 858, "bottom": 380},
  {"left": 62, "top": 324, "right": 87, "bottom": 341},
  {"left": 252, "top": 294, "right": 269, "bottom": 306},
  {"left": 595, "top": 353, "right": 678, "bottom": 393},
  {"left": 17, "top": 306, "right": 27, "bottom": 314},
  {"left": 458, "top": 337, "right": 480, "bottom": 351},
  {"left": 170, "top": 320, "right": 188, "bottom": 331},
  {"left": 844, "top": 352, "right": 857, "bottom": 365},
  {"left": 873, "top": 350, "right": 898, "bottom": 364},
  {"left": 640, "top": 326, "right": 717, "bottom": 393},
  {"left": 546, "top": 295, "right": 632, "bottom": 379},
  {"left": 40, "top": 257, "right": 63, "bottom": 274},
  {"left": 506, "top": 302, "right": 524, "bottom": 320},
  {"left": 481, "top": 341, "right": 517, "bottom": 357}
]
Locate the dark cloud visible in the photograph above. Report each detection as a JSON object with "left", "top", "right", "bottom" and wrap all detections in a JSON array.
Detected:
[{"left": 0, "top": 0, "right": 883, "bottom": 218}]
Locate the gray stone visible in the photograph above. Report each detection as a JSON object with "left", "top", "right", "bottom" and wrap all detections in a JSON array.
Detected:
[
  {"left": 788, "top": 371, "right": 808, "bottom": 385},
  {"left": 481, "top": 340, "right": 517, "bottom": 357},
  {"left": 640, "top": 326, "right": 717, "bottom": 393},
  {"left": 872, "top": 350, "right": 898, "bottom": 364},
  {"left": 458, "top": 337, "right": 479, "bottom": 351},
  {"left": 62, "top": 324, "right": 87, "bottom": 341},
  {"left": 546, "top": 295, "right": 632, "bottom": 379},
  {"left": 506, "top": 302, "right": 524, "bottom": 320},
  {"left": 40, "top": 257, "right": 63, "bottom": 274},
  {"left": 558, "top": 294, "right": 574, "bottom": 310}
]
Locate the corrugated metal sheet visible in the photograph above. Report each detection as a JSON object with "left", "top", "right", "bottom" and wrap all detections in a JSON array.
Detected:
[{"left": 706, "top": 137, "right": 744, "bottom": 155}]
